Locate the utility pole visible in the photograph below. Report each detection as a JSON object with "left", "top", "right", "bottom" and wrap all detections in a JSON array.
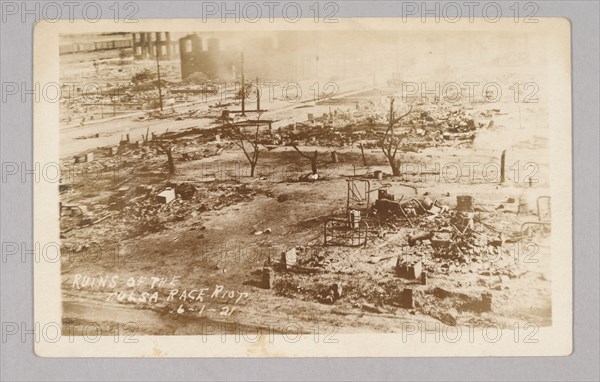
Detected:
[
  {"left": 256, "top": 76, "right": 260, "bottom": 111},
  {"left": 342, "top": 44, "right": 346, "bottom": 78},
  {"left": 395, "top": 38, "right": 400, "bottom": 73},
  {"left": 155, "top": 34, "right": 163, "bottom": 111},
  {"left": 241, "top": 52, "right": 245, "bottom": 116}
]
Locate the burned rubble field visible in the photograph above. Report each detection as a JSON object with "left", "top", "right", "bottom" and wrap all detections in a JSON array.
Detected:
[{"left": 60, "top": 96, "right": 552, "bottom": 335}]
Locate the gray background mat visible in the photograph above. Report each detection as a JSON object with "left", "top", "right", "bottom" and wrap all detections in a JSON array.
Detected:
[{"left": 1, "top": 0, "right": 598, "bottom": 380}]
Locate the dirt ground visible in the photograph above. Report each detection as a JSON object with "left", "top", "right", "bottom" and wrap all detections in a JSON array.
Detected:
[{"left": 59, "top": 108, "right": 552, "bottom": 335}]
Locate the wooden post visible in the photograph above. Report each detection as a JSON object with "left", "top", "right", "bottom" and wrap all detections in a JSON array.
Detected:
[
  {"left": 240, "top": 53, "right": 245, "bottom": 116},
  {"left": 155, "top": 36, "right": 163, "bottom": 111},
  {"left": 256, "top": 76, "right": 260, "bottom": 111},
  {"left": 500, "top": 149, "right": 506, "bottom": 184}
]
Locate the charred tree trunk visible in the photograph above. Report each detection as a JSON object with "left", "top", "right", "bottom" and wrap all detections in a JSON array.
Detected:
[
  {"left": 311, "top": 155, "right": 318, "bottom": 175},
  {"left": 165, "top": 147, "right": 175, "bottom": 174},
  {"left": 230, "top": 122, "right": 261, "bottom": 178},
  {"left": 359, "top": 144, "right": 367, "bottom": 166},
  {"left": 390, "top": 162, "right": 401, "bottom": 176},
  {"left": 154, "top": 138, "right": 176, "bottom": 175},
  {"left": 381, "top": 100, "right": 412, "bottom": 178},
  {"left": 293, "top": 145, "right": 319, "bottom": 175},
  {"left": 387, "top": 154, "right": 401, "bottom": 176}
]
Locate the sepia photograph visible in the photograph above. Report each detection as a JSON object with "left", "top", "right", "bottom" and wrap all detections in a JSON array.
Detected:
[{"left": 31, "top": 17, "right": 572, "bottom": 357}]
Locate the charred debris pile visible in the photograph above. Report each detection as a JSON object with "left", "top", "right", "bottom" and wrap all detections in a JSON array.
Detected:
[{"left": 265, "top": 185, "right": 544, "bottom": 323}]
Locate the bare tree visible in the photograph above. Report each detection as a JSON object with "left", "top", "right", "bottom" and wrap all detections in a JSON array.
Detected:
[
  {"left": 151, "top": 133, "right": 175, "bottom": 175},
  {"left": 381, "top": 98, "right": 413, "bottom": 176},
  {"left": 292, "top": 144, "right": 319, "bottom": 176},
  {"left": 227, "top": 115, "right": 262, "bottom": 177}
]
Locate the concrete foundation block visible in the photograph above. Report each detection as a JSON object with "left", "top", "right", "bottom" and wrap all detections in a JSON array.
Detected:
[
  {"left": 396, "top": 259, "right": 423, "bottom": 279},
  {"left": 281, "top": 248, "right": 297, "bottom": 269},
  {"left": 156, "top": 187, "right": 176, "bottom": 204},
  {"left": 400, "top": 288, "right": 414, "bottom": 309}
]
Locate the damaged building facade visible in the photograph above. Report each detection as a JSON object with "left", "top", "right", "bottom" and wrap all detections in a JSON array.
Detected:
[
  {"left": 179, "top": 34, "right": 234, "bottom": 80},
  {"left": 177, "top": 31, "right": 354, "bottom": 82},
  {"left": 132, "top": 32, "right": 179, "bottom": 60}
]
